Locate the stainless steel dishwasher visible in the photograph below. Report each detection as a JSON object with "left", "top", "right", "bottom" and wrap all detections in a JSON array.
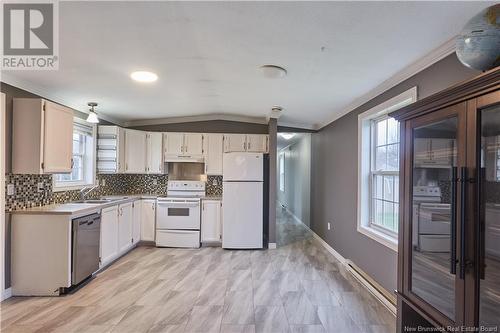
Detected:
[{"left": 72, "top": 213, "right": 101, "bottom": 285}]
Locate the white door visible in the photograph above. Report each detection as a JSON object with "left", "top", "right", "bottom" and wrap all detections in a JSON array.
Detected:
[
  {"left": 125, "top": 129, "right": 146, "bottom": 173},
  {"left": 147, "top": 132, "right": 163, "bottom": 173},
  {"left": 201, "top": 200, "right": 221, "bottom": 242},
  {"left": 43, "top": 101, "right": 74, "bottom": 173},
  {"left": 204, "top": 133, "right": 223, "bottom": 175},
  {"left": 184, "top": 133, "right": 204, "bottom": 156},
  {"left": 100, "top": 205, "right": 119, "bottom": 267},
  {"left": 224, "top": 134, "right": 246, "bottom": 152},
  {"left": 223, "top": 152, "right": 263, "bottom": 181},
  {"left": 118, "top": 202, "right": 133, "bottom": 253},
  {"left": 141, "top": 200, "right": 156, "bottom": 241},
  {"left": 222, "top": 182, "right": 263, "bottom": 249},
  {"left": 164, "top": 133, "right": 184, "bottom": 156},
  {"left": 246, "top": 135, "right": 268, "bottom": 153},
  {"left": 132, "top": 200, "right": 141, "bottom": 245}
]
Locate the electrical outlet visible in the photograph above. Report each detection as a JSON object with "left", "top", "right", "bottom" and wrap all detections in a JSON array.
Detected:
[
  {"left": 101, "top": 179, "right": 106, "bottom": 186},
  {"left": 37, "top": 182, "right": 44, "bottom": 192},
  {"left": 153, "top": 179, "right": 158, "bottom": 185},
  {"left": 327, "top": 222, "right": 331, "bottom": 230},
  {"left": 212, "top": 179, "right": 218, "bottom": 186},
  {"left": 7, "top": 184, "right": 15, "bottom": 196}
]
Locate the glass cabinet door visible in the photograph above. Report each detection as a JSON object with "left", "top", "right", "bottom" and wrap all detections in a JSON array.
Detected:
[
  {"left": 407, "top": 103, "right": 466, "bottom": 325},
  {"left": 478, "top": 102, "right": 500, "bottom": 329}
]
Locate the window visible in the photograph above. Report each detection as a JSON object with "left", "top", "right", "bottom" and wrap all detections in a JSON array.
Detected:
[
  {"left": 370, "top": 116, "right": 399, "bottom": 235},
  {"left": 279, "top": 153, "right": 285, "bottom": 192},
  {"left": 357, "top": 87, "right": 417, "bottom": 251},
  {"left": 53, "top": 118, "right": 96, "bottom": 191}
]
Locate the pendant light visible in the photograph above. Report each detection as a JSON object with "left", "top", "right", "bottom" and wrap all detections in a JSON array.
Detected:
[{"left": 86, "top": 102, "right": 99, "bottom": 123}]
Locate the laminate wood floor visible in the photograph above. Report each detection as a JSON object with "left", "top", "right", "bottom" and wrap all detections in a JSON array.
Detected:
[{"left": 0, "top": 209, "right": 395, "bottom": 333}]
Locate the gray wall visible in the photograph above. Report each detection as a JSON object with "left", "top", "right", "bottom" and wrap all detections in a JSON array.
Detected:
[
  {"left": 310, "top": 53, "right": 479, "bottom": 294},
  {"left": 278, "top": 134, "right": 311, "bottom": 227},
  {"left": 130, "top": 120, "right": 268, "bottom": 134}
]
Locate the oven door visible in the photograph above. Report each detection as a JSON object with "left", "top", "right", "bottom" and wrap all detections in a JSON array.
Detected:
[
  {"left": 419, "top": 203, "right": 451, "bottom": 234},
  {"left": 156, "top": 199, "right": 200, "bottom": 230}
]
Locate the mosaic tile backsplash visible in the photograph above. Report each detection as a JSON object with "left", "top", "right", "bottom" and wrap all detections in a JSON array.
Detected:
[{"left": 5, "top": 173, "right": 223, "bottom": 211}]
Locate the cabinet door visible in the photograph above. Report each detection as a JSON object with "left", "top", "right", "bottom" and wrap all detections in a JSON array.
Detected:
[
  {"left": 475, "top": 92, "right": 500, "bottom": 328},
  {"left": 125, "top": 130, "right": 146, "bottom": 173},
  {"left": 224, "top": 134, "right": 246, "bottom": 152},
  {"left": 43, "top": 101, "right": 74, "bottom": 173},
  {"left": 246, "top": 134, "right": 268, "bottom": 153},
  {"left": 414, "top": 138, "right": 431, "bottom": 166},
  {"left": 164, "top": 133, "right": 184, "bottom": 156},
  {"left": 204, "top": 133, "right": 223, "bottom": 175},
  {"left": 147, "top": 132, "right": 163, "bottom": 173},
  {"left": 430, "top": 139, "right": 454, "bottom": 166},
  {"left": 118, "top": 202, "right": 133, "bottom": 253},
  {"left": 184, "top": 133, "right": 204, "bottom": 156},
  {"left": 201, "top": 200, "right": 221, "bottom": 242},
  {"left": 141, "top": 200, "right": 156, "bottom": 241},
  {"left": 100, "top": 205, "right": 119, "bottom": 267},
  {"left": 132, "top": 200, "right": 141, "bottom": 245},
  {"left": 406, "top": 103, "right": 467, "bottom": 327}
]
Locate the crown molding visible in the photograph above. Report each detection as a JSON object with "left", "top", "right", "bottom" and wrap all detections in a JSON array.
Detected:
[
  {"left": 314, "top": 37, "right": 457, "bottom": 130},
  {"left": 123, "top": 113, "right": 269, "bottom": 127},
  {"left": 0, "top": 73, "right": 125, "bottom": 126}
]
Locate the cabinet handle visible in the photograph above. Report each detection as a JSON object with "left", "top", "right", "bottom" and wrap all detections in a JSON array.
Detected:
[
  {"left": 459, "top": 167, "right": 467, "bottom": 280},
  {"left": 243, "top": 142, "right": 246, "bottom": 150},
  {"left": 450, "top": 167, "right": 458, "bottom": 275},
  {"left": 71, "top": 158, "right": 74, "bottom": 169},
  {"left": 248, "top": 142, "right": 251, "bottom": 150}
]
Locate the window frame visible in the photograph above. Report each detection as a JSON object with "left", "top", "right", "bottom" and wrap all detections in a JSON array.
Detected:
[
  {"left": 279, "top": 153, "right": 285, "bottom": 192},
  {"left": 357, "top": 87, "right": 417, "bottom": 252},
  {"left": 53, "top": 117, "right": 97, "bottom": 192}
]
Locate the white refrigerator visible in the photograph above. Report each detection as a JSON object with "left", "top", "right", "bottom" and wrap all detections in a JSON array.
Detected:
[{"left": 222, "top": 152, "right": 263, "bottom": 249}]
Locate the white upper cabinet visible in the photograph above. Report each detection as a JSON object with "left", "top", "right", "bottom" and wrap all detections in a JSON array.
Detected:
[
  {"left": 224, "top": 134, "right": 269, "bottom": 153},
  {"left": 246, "top": 134, "right": 268, "bottom": 153},
  {"left": 184, "top": 133, "right": 204, "bottom": 156},
  {"left": 164, "top": 132, "right": 204, "bottom": 161},
  {"left": 164, "top": 132, "right": 184, "bottom": 156},
  {"left": 224, "top": 134, "right": 247, "bottom": 153},
  {"left": 97, "top": 126, "right": 125, "bottom": 174},
  {"left": 414, "top": 138, "right": 454, "bottom": 167},
  {"left": 124, "top": 129, "right": 147, "bottom": 173},
  {"left": 201, "top": 200, "right": 222, "bottom": 243},
  {"left": 146, "top": 132, "right": 163, "bottom": 173},
  {"left": 203, "top": 133, "right": 224, "bottom": 175},
  {"left": 12, "top": 98, "right": 74, "bottom": 174}
]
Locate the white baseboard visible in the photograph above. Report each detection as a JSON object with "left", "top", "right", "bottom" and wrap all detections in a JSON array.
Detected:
[
  {"left": 268, "top": 243, "right": 277, "bottom": 249},
  {"left": 309, "top": 228, "right": 396, "bottom": 315},
  {"left": 283, "top": 210, "right": 397, "bottom": 316},
  {"left": 1, "top": 288, "right": 12, "bottom": 301}
]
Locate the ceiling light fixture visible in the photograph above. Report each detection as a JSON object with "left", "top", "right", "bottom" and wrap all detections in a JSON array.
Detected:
[
  {"left": 279, "top": 133, "right": 296, "bottom": 140},
  {"left": 86, "top": 102, "right": 99, "bottom": 123},
  {"left": 130, "top": 71, "right": 158, "bottom": 83},
  {"left": 260, "top": 65, "right": 287, "bottom": 79}
]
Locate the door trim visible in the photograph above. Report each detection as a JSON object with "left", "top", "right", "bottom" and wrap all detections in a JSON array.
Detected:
[{"left": 1, "top": 92, "right": 7, "bottom": 300}]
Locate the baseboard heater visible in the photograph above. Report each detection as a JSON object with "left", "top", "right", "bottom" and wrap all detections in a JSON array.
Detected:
[{"left": 345, "top": 260, "right": 397, "bottom": 315}]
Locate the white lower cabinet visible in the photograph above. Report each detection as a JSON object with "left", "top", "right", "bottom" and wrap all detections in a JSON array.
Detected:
[
  {"left": 132, "top": 200, "right": 141, "bottom": 245},
  {"left": 100, "top": 205, "right": 119, "bottom": 267},
  {"left": 118, "top": 202, "right": 133, "bottom": 253},
  {"left": 201, "top": 200, "right": 222, "bottom": 243},
  {"left": 141, "top": 199, "right": 156, "bottom": 241}
]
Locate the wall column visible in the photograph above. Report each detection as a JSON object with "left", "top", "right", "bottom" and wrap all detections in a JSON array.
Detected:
[{"left": 268, "top": 118, "right": 277, "bottom": 247}]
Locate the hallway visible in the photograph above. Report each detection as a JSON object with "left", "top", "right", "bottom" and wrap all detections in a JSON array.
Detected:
[{"left": 0, "top": 209, "right": 395, "bottom": 333}]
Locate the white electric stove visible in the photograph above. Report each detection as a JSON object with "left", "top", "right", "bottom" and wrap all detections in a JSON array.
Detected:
[{"left": 156, "top": 181, "right": 205, "bottom": 248}]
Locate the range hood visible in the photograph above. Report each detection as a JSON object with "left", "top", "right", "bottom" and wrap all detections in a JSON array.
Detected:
[{"left": 164, "top": 155, "right": 205, "bottom": 163}]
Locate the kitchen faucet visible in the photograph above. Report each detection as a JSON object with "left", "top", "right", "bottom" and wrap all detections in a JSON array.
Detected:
[{"left": 80, "top": 185, "right": 99, "bottom": 200}]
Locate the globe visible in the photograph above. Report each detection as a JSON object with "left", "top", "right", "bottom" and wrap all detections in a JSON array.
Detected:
[{"left": 456, "top": 4, "right": 500, "bottom": 71}]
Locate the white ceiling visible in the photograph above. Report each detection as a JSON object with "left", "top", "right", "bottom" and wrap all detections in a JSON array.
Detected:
[{"left": 2, "top": 1, "right": 493, "bottom": 129}]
